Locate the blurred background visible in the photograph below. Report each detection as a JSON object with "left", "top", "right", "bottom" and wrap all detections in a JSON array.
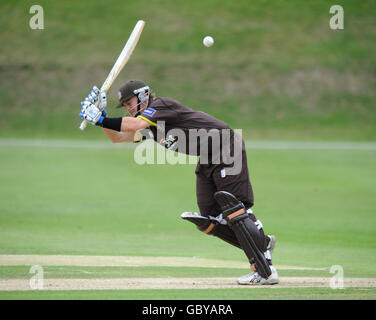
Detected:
[{"left": 1, "top": 0, "right": 375, "bottom": 141}]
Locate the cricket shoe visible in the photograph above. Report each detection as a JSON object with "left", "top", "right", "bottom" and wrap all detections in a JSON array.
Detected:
[{"left": 237, "top": 265, "right": 279, "bottom": 285}]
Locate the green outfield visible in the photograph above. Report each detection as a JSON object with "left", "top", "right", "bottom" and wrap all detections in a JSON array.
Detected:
[
  {"left": 0, "top": 142, "right": 375, "bottom": 299},
  {"left": 0, "top": 0, "right": 375, "bottom": 301}
]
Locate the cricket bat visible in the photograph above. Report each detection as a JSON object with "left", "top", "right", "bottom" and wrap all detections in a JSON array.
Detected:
[{"left": 79, "top": 20, "right": 145, "bottom": 131}]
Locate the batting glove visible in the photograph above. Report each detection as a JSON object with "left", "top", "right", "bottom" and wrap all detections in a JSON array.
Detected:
[
  {"left": 79, "top": 101, "right": 106, "bottom": 126},
  {"left": 84, "top": 86, "right": 107, "bottom": 111}
]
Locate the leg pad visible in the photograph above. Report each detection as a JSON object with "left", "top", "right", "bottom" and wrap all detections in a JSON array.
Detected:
[{"left": 214, "top": 191, "right": 272, "bottom": 279}]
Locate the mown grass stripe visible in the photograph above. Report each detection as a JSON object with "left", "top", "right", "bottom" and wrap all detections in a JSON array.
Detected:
[{"left": 1, "top": 138, "right": 376, "bottom": 151}]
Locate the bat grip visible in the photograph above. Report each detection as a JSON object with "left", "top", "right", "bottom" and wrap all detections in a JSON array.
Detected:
[{"left": 79, "top": 119, "right": 89, "bottom": 131}]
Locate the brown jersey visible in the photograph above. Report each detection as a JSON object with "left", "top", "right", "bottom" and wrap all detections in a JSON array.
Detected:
[
  {"left": 138, "top": 97, "right": 254, "bottom": 211},
  {"left": 137, "top": 97, "right": 237, "bottom": 160}
]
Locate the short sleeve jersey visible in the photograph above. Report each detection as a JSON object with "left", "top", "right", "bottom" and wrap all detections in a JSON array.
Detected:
[{"left": 137, "top": 97, "right": 233, "bottom": 157}]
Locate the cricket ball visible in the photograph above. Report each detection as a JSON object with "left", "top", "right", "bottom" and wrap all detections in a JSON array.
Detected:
[{"left": 203, "top": 36, "right": 214, "bottom": 47}]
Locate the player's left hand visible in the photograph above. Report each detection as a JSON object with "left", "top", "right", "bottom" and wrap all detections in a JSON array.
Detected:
[
  {"left": 79, "top": 101, "right": 107, "bottom": 125},
  {"left": 84, "top": 86, "right": 107, "bottom": 111}
]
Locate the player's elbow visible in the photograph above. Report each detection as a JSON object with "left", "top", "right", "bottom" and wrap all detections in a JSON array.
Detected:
[
  {"left": 106, "top": 132, "right": 124, "bottom": 143},
  {"left": 108, "top": 136, "right": 120, "bottom": 143}
]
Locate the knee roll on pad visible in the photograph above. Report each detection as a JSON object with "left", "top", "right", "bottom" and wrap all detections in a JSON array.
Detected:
[
  {"left": 181, "top": 212, "right": 241, "bottom": 249},
  {"left": 213, "top": 191, "right": 272, "bottom": 279}
]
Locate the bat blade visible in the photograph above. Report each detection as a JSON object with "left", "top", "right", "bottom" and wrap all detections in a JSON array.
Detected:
[{"left": 80, "top": 20, "right": 145, "bottom": 131}]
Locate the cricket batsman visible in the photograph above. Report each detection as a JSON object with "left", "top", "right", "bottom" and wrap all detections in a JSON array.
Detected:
[{"left": 79, "top": 80, "right": 279, "bottom": 285}]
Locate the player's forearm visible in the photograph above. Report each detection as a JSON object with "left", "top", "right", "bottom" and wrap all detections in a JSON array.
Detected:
[
  {"left": 120, "top": 117, "right": 142, "bottom": 132},
  {"left": 102, "top": 127, "right": 135, "bottom": 143}
]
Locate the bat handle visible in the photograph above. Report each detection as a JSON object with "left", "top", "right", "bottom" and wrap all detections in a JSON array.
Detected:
[{"left": 79, "top": 119, "right": 89, "bottom": 131}]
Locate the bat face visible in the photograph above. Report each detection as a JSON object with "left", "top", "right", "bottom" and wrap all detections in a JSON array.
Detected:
[
  {"left": 101, "top": 20, "right": 145, "bottom": 93},
  {"left": 80, "top": 20, "right": 145, "bottom": 131}
]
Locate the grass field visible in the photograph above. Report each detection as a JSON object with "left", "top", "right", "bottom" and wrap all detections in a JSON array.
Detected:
[
  {"left": 0, "top": 0, "right": 375, "bottom": 302},
  {"left": 0, "top": 140, "right": 375, "bottom": 299}
]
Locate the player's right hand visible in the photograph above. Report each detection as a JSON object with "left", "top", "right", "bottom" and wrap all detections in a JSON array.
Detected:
[
  {"left": 79, "top": 101, "right": 106, "bottom": 126},
  {"left": 84, "top": 86, "right": 107, "bottom": 111}
]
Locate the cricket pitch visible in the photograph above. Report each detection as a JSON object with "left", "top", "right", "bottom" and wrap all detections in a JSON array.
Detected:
[{"left": 0, "top": 255, "right": 375, "bottom": 291}]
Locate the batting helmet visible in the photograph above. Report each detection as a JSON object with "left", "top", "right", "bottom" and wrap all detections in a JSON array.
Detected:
[{"left": 116, "top": 80, "right": 149, "bottom": 108}]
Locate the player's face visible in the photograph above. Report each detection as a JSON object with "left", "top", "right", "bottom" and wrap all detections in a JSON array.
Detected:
[{"left": 122, "top": 96, "right": 138, "bottom": 117}]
